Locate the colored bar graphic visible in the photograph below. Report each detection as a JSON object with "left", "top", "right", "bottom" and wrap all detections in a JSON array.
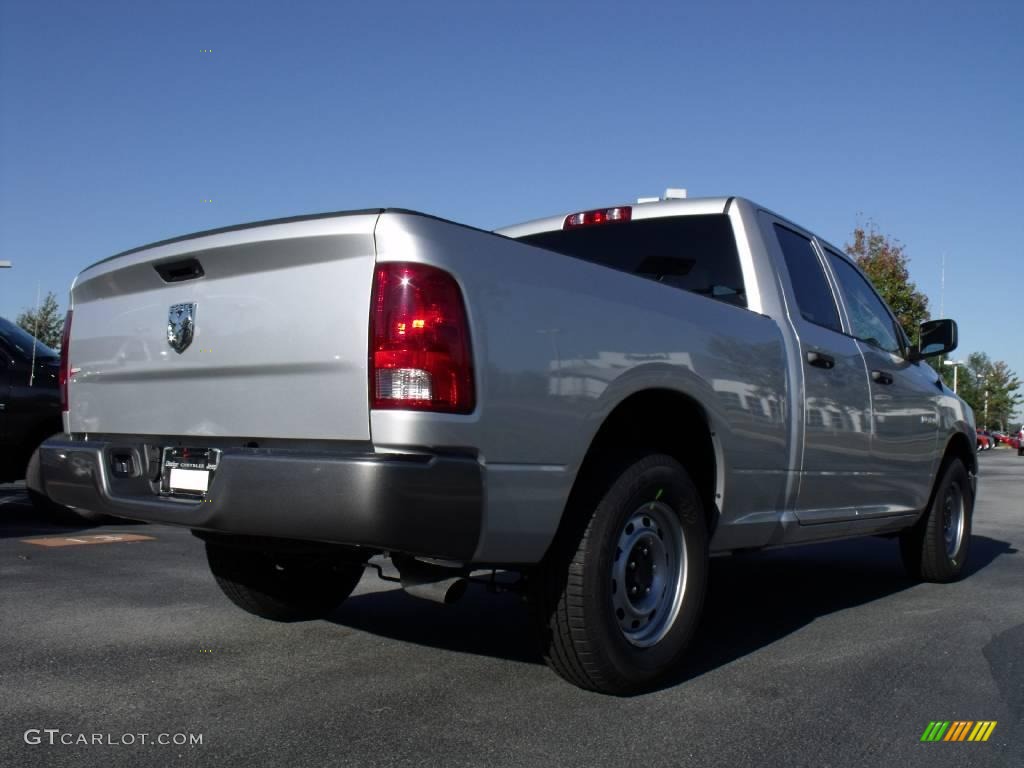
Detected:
[
  {"left": 944, "top": 721, "right": 972, "bottom": 741},
  {"left": 967, "top": 722, "right": 997, "bottom": 742},
  {"left": 921, "top": 720, "right": 996, "bottom": 742}
]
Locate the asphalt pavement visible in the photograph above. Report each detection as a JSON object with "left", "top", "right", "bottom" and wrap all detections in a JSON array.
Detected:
[{"left": 1, "top": 449, "right": 1021, "bottom": 768}]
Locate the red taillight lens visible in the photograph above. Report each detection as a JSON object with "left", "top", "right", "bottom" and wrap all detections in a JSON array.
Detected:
[
  {"left": 369, "top": 263, "right": 474, "bottom": 414},
  {"left": 59, "top": 309, "right": 72, "bottom": 413},
  {"left": 563, "top": 206, "right": 632, "bottom": 229}
]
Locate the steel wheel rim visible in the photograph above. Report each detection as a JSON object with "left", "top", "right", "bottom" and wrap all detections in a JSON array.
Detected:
[
  {"left": 942, "top": 483, "right": 965, "bottom": 558},
  {"left": 610, "top": 500, "right": 686, "bottom": 648}
]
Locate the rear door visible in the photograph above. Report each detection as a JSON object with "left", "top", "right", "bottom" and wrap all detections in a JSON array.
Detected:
[
  {"left": 0, "top": 344, "right": 10, "bottom": 449},
  {"left": 823, "top": 249, "right": 940, "bottom": 513},
  {"left": 767, "top": 218, "right": 877, "bottom": 522}
]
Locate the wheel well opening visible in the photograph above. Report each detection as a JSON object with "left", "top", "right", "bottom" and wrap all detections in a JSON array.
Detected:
[
  {"left": 566, "top": 390, "right": 718, "bottom": 537},
  {"left": 945, "top": 432, "right": 976, "bottom": 477}
]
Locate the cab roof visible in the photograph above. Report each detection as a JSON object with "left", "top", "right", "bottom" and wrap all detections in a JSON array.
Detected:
[{"left": 495, "top": 196, "right": 734, "bottom": 239}]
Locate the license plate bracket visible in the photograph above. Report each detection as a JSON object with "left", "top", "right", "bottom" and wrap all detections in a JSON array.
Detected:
[{"left": 159, "top": 446, "right": 221, "bottom": 498}]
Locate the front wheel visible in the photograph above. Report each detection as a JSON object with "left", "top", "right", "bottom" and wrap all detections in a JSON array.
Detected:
[
  {"left": 206, "top": 542, "right": 366, "bottom": 621},
  {"left": 531, "top": 454, "right": 708, "bottom": 695},
  {"left": 900, "top": 458, "right": 973, "bottom": 582}
]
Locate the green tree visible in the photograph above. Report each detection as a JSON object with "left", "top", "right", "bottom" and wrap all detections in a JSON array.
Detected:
[
  {"left": 845, "top": 225, "right": 930, "bottom": 338},
  {"left": 986, "top": 361, "right": 1022, "bottom": 430},
  {"left": 957, "top": 352, "right": 1022, "bottom": 430},
  {"left": 15, "top": 291, "right": 65, "bottom": 349},
  {"left": 957, "top": 352, "right": 989, "bottom": 414}
]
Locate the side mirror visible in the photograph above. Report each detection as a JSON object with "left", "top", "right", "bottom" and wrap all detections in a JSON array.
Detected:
[{"left": 912, "top": 318, "right": 958, "bottom": 361}]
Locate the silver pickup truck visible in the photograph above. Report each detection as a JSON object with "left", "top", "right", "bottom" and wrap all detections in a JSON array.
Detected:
[{"left": 32, "top": 196, "right": 975, "bottom": 694}]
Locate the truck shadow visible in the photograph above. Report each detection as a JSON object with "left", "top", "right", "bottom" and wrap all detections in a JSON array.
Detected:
[
  {"left": 0, "top": 487, "right": 145, "bottom": 539},
  {"left": 672, "top": 533, "right": 1015, "bottom": 689},
  {"left": 328, "top": 534, "right": 1016, "bottom": 678}
]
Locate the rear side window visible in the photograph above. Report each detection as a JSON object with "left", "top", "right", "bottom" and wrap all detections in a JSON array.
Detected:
[
  {"left": 774, "top": 225, "right": 842, "bottom": 332},
  {"left": 516, "top": 214, "right": 746, "bottom": 307}
]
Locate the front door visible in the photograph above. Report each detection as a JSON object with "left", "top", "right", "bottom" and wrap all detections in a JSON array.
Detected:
[{"left": 824, "top": 250, "right": 940, "bottom": 513}]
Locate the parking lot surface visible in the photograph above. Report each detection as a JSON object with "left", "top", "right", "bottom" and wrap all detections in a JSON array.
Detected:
[{"left": 1, "top": 450, "right": 1021, "bottom": 768}]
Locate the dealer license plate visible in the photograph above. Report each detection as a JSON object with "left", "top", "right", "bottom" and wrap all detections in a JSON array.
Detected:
[{"left": 159, "top": 447, "right": 221, "bottom": 498}]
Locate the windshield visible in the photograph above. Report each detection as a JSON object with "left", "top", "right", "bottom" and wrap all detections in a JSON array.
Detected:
[{"left": 0, "top": 316, "right": 59, "bottom": 361}]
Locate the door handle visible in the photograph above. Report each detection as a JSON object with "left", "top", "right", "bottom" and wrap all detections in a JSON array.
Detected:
[
  {"left": 871, "top": 370, "right": 894, "bottom": 385},
  {"left": 806, "top": 351, "right": 835, "bottom": 369}
]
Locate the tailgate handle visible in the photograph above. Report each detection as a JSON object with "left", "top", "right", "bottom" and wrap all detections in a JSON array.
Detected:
[{"left": 155, "top": 258, "right": 205, "bottom": 283}]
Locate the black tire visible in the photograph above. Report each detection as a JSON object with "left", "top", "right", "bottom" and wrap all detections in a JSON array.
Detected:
[
  {"left": 28, "top": 489, "right": 107, "bottom": 524},
  {"left": 26, "top": 445, "right": 109, "bottom": 524},
  {"left": 28, "top": 488, "right": 62, "bottom": 518},
  {"left": 900, "top": 458, "right": 973, "bottom": 582},
  {"left": 531, "top": 454, "right": 708, "bottom": 695},
  {"left": 205, "top": 542, "right": 366, "bottom": 622}
]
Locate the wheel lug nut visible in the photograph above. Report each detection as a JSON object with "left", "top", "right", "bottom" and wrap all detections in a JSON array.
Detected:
[
  {"left": 630, "top": 586, "right": 637, "bottom": 595},
  {"left": 645, "top": 587, "right": 651, "bottom": 594},
  {"left": 629, "top": 561, "right": 636, "bottom": 569}
]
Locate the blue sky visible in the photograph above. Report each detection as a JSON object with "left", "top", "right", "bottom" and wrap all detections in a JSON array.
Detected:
[{"left": 2, "top": 0, "right": 1022, "bottom": 394}]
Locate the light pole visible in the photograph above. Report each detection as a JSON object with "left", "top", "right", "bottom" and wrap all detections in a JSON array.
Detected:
[
  {"left": 943, "top": 359, "right": 964, "bottom": 393},
  {"left": 976, "top": 373, "right": 989, "bottom": 430}
]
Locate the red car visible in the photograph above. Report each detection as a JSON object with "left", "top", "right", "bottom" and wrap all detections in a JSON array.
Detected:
[{"left": 976, "top": 431, "right": 990, "bottom": 451}]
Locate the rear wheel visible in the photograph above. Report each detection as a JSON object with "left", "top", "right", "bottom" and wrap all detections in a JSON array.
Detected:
[
  {"left": 26, "top": 442, "right": 111, "bottom": 523},
  {"left": 531, "top": 454, "right": 708, "bottom": 695},
  {"left": 28, "top": 489, "right": 107, "bottom": 524},
  {"left": 206, "top": 542, "right": 366, "bottom": 621},
  {"left": 900, "top": 458, "right": 973, "bottom": 582}
]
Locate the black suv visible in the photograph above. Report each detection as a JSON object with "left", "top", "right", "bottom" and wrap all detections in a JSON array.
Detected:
[{"left": 0, "top": 317, "right": 62, "bottom": 486}]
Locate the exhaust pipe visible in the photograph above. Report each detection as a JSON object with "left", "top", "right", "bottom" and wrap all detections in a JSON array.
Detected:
[{"left": 395, "top": 557, "right": 469, "bottom": 605}]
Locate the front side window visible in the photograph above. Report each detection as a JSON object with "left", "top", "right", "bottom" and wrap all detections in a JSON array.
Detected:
[
  {"left": 826, "top": 251, "right": 902, "bottom": 355},
  {"left": 516, "top": 214, "right": 747, "bottom": 307},
  {"left": 773, "top": 224, "right": 841, "bottom": 332}
]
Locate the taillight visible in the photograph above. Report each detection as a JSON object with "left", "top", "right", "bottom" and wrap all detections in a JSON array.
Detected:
[
  {"left": 369, "top": 263, "right": 474, "bottom": 414},
  {"left": 59, "top": 309, "right": 72, "bottom": 412},
  {"left": 563, "top": 206, "right": 632, "bottom": 229}
]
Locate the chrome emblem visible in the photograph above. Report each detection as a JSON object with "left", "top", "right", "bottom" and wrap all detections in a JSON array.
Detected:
[{"left": 167, "top": 303, "right": 196, "bottom": 354}]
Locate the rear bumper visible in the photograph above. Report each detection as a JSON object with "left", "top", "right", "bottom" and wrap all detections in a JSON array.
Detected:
[{"left": 31, "top": 437, "right": 483, "bottom": 561}]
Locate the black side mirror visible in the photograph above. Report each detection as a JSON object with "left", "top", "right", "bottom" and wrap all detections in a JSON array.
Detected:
[{"left": 912, "top": 318, "right": 958, "bottom": 361}]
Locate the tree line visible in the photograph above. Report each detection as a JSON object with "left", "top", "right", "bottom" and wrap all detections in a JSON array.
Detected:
[
  {"left": 847, "top": 225, "right": 1021, "bottom": 431},
  {"left": 13, "top": 223, "right": 1023, "bottom": 430}
]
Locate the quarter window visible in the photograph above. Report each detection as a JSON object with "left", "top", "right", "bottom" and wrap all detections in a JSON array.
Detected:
[{"left": 773, "top": 225, "right": 841, "bottom": 332}]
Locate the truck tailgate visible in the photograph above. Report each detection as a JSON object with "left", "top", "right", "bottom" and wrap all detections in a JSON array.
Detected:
[{"left": 67, "top": 211, "right": 380, "bottom": 440}]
